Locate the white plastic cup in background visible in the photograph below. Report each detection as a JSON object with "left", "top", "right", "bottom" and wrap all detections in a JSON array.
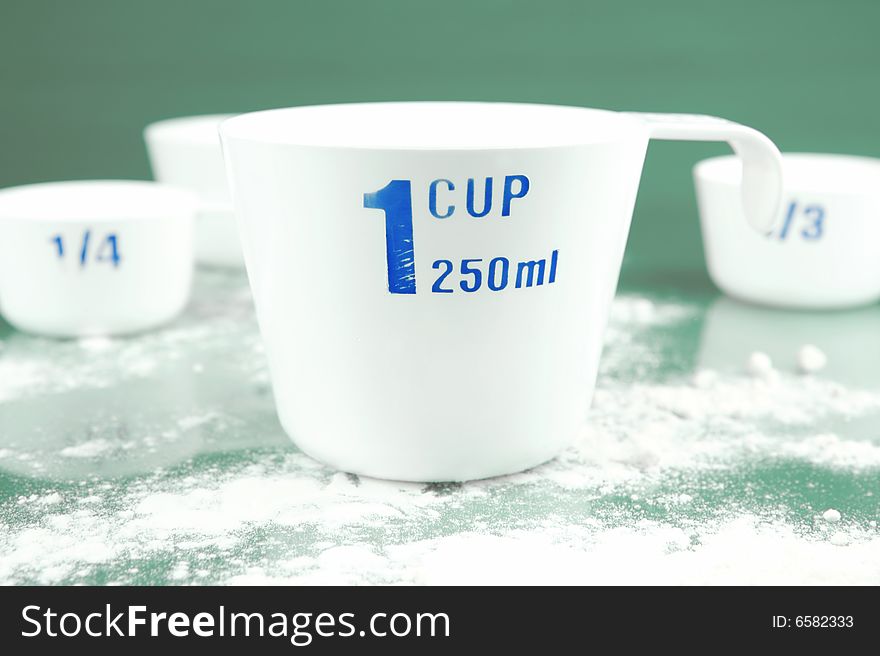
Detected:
[
  {"left": 695, "top": 153, "right": 880, "bottom": 309},
  {"left": 221, "top": 102, "right": 782, "bottom": 482},
  {"left": 144, "top": 114, "right": 244, "bottom": 268},
  {"left": 0, "top": 180, "right": 196, "bottom": 337}
]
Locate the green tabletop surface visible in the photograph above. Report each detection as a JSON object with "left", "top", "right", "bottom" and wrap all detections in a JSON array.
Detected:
[{"left": 1, "top": 268, "right": 877, "bottom": 585}]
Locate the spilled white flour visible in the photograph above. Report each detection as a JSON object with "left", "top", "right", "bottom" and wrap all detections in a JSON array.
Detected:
[
  {"left": 58, "top": 439, "right": 116, "bottom": 459},
  {"left": 798, "top": 344, "right": 828, "bottom": 374},
  {"left": 822, "top": 508, "right": 842, "bottom": 523},
  {"left": 746, "top": 351, "right": 774, "bottom": 378},
  {"left": 0, "top": 275, "right": 878, "bottom": 585}
]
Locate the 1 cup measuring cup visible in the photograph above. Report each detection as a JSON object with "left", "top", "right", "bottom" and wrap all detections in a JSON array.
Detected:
[
  {"left": 145, "top": 114, "right": 244, "bottom": 267},
  {"left": 695, "top": 153, "right": 880, "bottom": 309},
  {"left": 0, "top": 180, "right": 196, "bottom": 337},
  {"left": 220, "top": 102, "right": 783, "bottom": 482}
]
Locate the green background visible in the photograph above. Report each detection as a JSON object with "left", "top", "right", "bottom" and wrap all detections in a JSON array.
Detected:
[{"left": 2, "top": 0, "right": 878, "bottom": 280}]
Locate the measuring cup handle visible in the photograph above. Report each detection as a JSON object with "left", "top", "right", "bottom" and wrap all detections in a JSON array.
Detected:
[{"left": 625, "top": 112, "right": 784, "bottom": 234}]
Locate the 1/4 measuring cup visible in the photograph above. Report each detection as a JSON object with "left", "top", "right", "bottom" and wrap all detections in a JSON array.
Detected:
[
  {"left": 221, "top": 102, "right": 783, "bottom": 482},
  {"left": 0, "top": 180, "right": 196, "bottom": 337}
]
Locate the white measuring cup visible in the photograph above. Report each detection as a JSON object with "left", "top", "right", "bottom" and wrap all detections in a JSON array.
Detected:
[
  {"left": 220, "top": 102, "right": 783, "bottom": 481},
  {"left": 0, "top": 180, "right": 196, "bottom": 337},
  {"left": 145, "top": 115, "right": 244, "bottom": 267},
  {"left": 695, "top": 153, "right": 880, "bottom": 309}
]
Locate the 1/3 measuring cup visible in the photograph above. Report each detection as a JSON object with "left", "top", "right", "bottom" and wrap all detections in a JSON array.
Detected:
[
  {"left": 695, "top": 153, "right": 880, "bottom": 309},
  {"left": 221, "top": 102, "right": 783, "bottom": 482},
  {"left": 0, "top": 180, "right": 196, "bottom": 337}
]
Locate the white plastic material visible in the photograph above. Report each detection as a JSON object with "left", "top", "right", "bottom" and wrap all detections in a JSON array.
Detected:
[
  {"left": 695, "top": 153, "right": 880, "bottom": 309},
  {"left": 0, "top": 180, "right": 196, "bottom": 337},
  {"left": 144, "top": 115, "right": 244, "bottom": 267},
  {"left": 634, "top": 113, "right": 783, "bottom": 234},
  {"left": 220, "top": 101, "right": 783, "bottom": 482}
]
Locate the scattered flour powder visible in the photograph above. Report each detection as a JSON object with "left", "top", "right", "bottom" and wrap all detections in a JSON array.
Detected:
[
  {"left": 798, "top": 344, "right": 828, "bottom": 375},
  {"left": 822, "top": 508, "right": 842, "bottom": 523},
  {"left": 0, "top": 278, "right": 878, "bottom": 585}
]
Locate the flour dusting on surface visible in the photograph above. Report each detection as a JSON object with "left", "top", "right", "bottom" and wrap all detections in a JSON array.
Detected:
[{"left": 0, "top": 273, "right": 878, "bottom": 585}]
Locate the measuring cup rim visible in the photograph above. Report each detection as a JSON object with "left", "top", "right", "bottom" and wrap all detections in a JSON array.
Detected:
[
  {"left": 695, "top": 152, "right": 880, "bottom": 194},
  {"left": 219, "top": 101, "right": 649, "bottom": 151},
  {"left": 144, "top": 114, "right": 234, "bottom": 147},
  {"left": 0, "top": 180, "right": 198, "bottom": 222}
]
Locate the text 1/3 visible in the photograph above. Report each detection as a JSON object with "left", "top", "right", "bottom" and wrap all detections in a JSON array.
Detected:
[
  {"left": 777, "top": 201, "right": 825, "bottom": 241},
  {"left": 50, "top": 230, "right": 121, "bottom": 268}
]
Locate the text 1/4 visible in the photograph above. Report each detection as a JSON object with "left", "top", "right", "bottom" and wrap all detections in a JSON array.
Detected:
[{"left": 50, "top": 230, "right": 121, "bottom": 268}]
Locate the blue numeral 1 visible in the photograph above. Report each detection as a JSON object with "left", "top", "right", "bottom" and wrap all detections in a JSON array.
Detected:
[
  {"left": 51, "top": 235, "right": 63, "bottom": 258},
  {"left": 364, "top": 180, "right": 416, "bottom": 294}
]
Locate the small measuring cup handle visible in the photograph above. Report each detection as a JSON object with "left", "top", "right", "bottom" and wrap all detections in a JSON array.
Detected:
[{"left": 626, "top": 112, "right": 784, "bottom": 234}]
